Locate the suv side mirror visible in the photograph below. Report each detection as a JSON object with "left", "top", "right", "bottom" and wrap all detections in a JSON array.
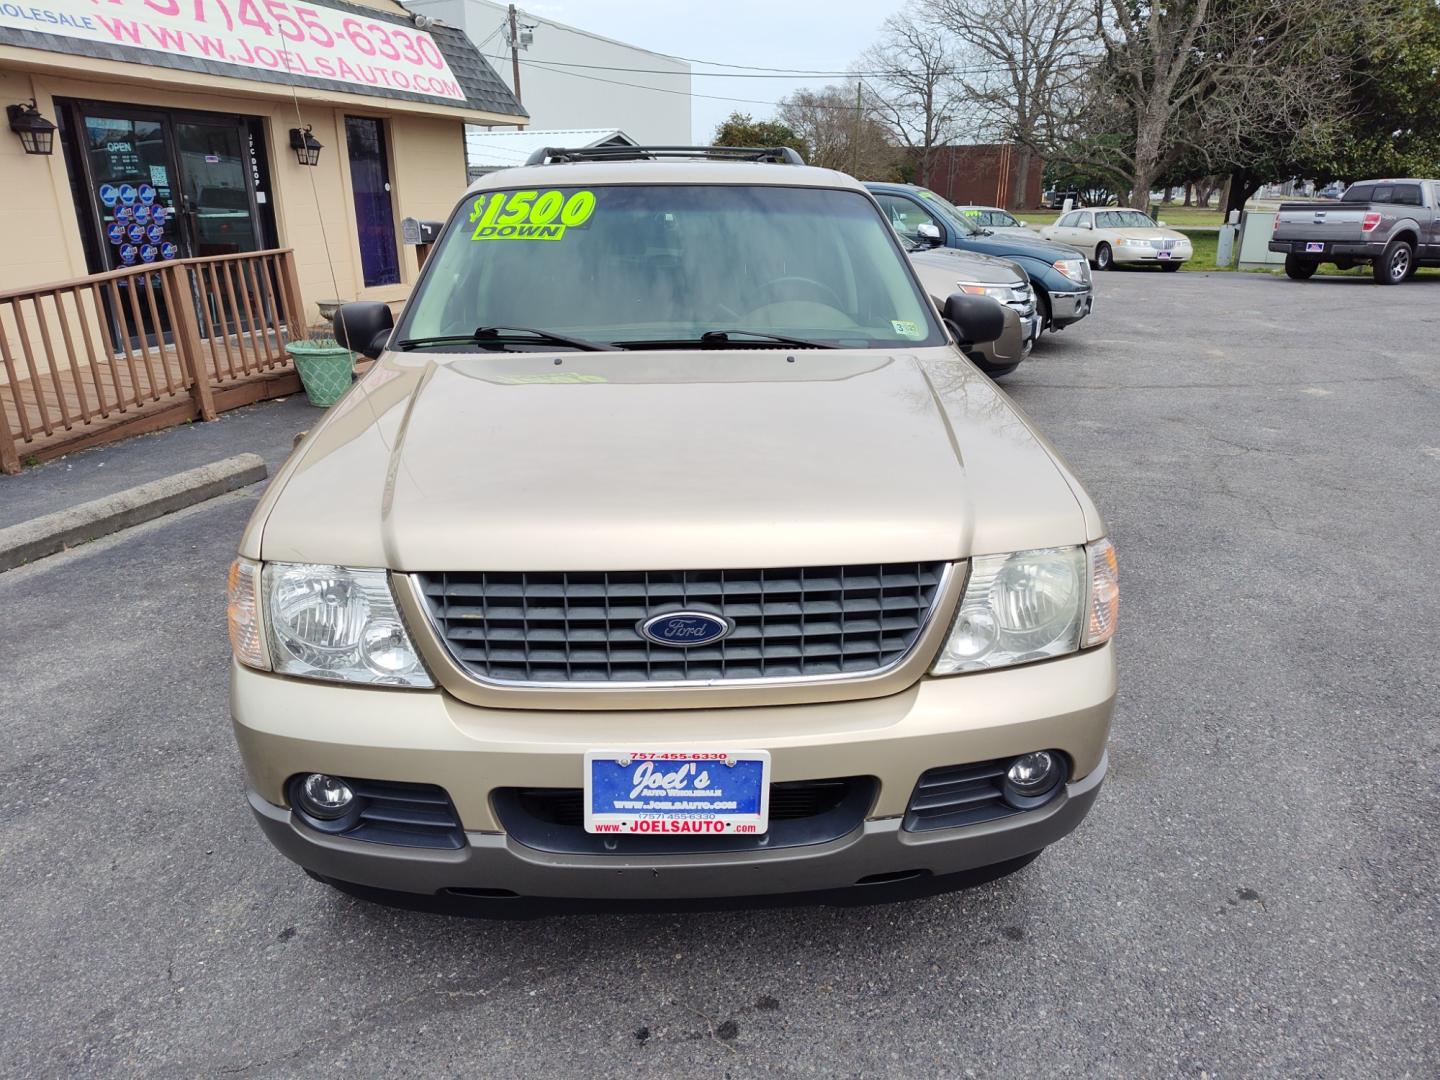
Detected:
[
  {"left": 333, "top": 301, "right": 394, "bottom": 360},
  {"left": 942, "top": 293, "right": 1007, "bottom": 346},
  {"left": 916, "top": 221, "right": 942, "bottom": 245}
]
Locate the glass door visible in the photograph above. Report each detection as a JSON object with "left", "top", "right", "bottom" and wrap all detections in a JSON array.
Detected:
[
  {"left": 173, "top": 121, "right": 260, "bottom": 258},
  {"left": 172, "top": 120, "right": 273, "bottom": 345},
  {"left": 74, "top": 110, "right": 180, "bottom": 356},
  {"left": 79, "top": 112, "right": 180, "bottom": 272}
]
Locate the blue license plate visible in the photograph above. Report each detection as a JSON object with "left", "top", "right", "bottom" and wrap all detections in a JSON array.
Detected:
[
  {"left": 1305, "top": 242, "right": 1325, "bottom": 253},
  {"left": 584, "top": 750, "right": 770, "bottom": 835}
]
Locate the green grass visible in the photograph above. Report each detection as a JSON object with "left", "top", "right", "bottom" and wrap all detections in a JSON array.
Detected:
[
  {"left": 1144, "top": 205, "right": 1225, "bottom": 228},
  {"left": 1178, "top": 229, "right": 1221, "bottom": 271}
]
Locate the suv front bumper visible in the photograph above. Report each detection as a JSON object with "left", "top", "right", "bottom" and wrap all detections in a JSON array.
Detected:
[{"left": 232, "top": 643, "right": 1115, "bottom": 903}]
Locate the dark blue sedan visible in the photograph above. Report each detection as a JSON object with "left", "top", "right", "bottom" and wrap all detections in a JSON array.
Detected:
[{"left": 866, "top": 182, "right": 1094, "bottom": 333}]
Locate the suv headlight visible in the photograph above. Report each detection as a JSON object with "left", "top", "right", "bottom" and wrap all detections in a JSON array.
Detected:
[
  {"left": 227, "top": 559, "right": 434, "bottom": 688},
  {"left": 1054, "top": 258, "right": 1088, "bottom": 283},
  {"left": 932, "top": 539, "right": 1118, "bottom": 675}
]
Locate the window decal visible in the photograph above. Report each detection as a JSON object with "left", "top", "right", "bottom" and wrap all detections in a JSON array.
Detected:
[{"left": 470, "top": 190, "right": 597, "bottom": 241}]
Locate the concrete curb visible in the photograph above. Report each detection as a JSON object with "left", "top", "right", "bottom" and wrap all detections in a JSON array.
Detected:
[{"left": 0, "top": 453, "right": 267, "bottom": 572}]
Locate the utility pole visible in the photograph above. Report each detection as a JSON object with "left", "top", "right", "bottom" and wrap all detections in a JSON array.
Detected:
[
  {"left": 851, "top": 81, "right": 862, "bottom": 176},
  {"left": 508, "top": 3, "right": 522, "bottom": 105}
]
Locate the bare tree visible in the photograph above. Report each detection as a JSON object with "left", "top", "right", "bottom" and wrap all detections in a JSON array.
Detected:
[
  {"left": 776, "top": 84, "right": 899, "bottom": 178},
  {"left": 929, "top": 0, "right": 1096, "bottom": 207},
  {"left": 1080, "top": 0, "right": 1366, "bottom": 208},
  {"left": 857, "top": 5, "right": 963, "bottom": 186}
]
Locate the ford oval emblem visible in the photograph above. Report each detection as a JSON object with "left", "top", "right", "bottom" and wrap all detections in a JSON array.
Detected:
[{"left": 639, "top": 611, "right": 732, "bottom": 648}]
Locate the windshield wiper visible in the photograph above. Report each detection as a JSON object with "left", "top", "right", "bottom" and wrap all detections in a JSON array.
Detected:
[
  {"left": 615, "top": 329, "right": 836, "bottom": 350},
  {"left": 700, "top": 329, "right": 835, "bottom": 348},
  {"left": 395, "top": 326, "right": 618, "bottom": 352}
]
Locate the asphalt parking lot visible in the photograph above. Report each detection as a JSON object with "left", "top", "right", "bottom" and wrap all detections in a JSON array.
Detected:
[{"left": 2, "top": 269, "right": 1437, "bottom": 1078}]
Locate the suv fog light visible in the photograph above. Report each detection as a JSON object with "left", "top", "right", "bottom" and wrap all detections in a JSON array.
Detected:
[
  {"left": 298, "top": 773, "right": 355, "bottom": 819},
  {"left": 1005, "top": 752, "right": 1061, "bottom": 800}
]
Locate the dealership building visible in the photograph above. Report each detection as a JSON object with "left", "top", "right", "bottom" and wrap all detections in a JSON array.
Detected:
[
  {"left": 0, "top": 0, "right": 524, "bottom": 309},
  {"left": 0, "top": 0, "right": 525, "bottom": 469}
]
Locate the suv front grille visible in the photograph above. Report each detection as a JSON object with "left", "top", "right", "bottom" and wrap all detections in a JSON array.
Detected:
[
  {"left": 416, "top": 563, "right": 947, "bottom": 685},
  {"left": 1004, "top": 284, "right": 1036, "bottom": 318}
]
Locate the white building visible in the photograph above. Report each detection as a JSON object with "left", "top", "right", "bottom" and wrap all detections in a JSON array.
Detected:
[
  {"left": 405, "top": 0, "right": 692, "bottom": 149},
  {"left": 466, "top": 128, "right": 638, "bottom": 177}
]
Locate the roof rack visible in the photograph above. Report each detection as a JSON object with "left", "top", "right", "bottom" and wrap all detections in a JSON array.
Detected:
[{"left": 523, "top": 144, "right": 806, "bottom": 167}]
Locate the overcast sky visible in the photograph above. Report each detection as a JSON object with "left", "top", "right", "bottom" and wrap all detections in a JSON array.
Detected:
[{"left": 520, "top": 0, "right": 909, "bottom": 141}]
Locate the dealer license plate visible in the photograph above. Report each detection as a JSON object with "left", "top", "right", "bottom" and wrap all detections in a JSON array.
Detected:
[
  {"left": 584, "top": 750, "right": 770, "bottom": 835},
  {"left": 1306, "top": 242, "right": 1325, "bottom": 253}
]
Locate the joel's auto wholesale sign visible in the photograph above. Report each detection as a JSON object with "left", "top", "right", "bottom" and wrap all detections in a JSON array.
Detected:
[{"left": 0, "top": 0, "right": 465, "bottom": 102}]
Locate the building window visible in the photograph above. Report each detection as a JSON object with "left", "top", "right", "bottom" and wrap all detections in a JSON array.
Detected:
[{"left": 345, "top": 116, "right": 399, "bottom": 288}]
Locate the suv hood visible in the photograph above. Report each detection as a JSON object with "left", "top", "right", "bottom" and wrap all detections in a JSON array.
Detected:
[
  {"left": 908, "top": 247, "right": 1026, "bottom": 286},
  {"left": 249, "top": 350, "right": 1100, "bottom": 571}
]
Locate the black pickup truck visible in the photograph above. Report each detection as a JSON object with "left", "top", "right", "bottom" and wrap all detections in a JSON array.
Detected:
[{"left": 1270, "top": 178, "right": 1440, "bottom": 284}]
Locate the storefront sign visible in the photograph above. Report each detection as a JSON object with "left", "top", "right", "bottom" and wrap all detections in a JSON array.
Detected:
[{"left": 0, "top": 0, "right": 464, "bottom": 103}]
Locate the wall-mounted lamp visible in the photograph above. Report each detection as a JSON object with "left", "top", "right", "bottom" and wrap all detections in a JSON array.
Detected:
[
  {"left": 7, "top": 99, "right": 57, "bottom": 156},
  {"left": 289, "top": 125, "right": 323, "bottom": 167}
]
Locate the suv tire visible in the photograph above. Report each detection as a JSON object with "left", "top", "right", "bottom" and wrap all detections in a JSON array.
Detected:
[
  {"left": 1284, "top": 255, "right": 1318, "bottom": 280},
  {"left": 1373, "top": 240, "right": 1412, "bottom": 285}
]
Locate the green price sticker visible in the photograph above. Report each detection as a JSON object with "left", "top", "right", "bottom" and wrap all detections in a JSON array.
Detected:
[{"left": 470, "top": 190, "right": 597, "bottom": 241}]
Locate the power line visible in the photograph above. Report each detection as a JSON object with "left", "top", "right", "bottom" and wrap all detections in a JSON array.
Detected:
[
  {"left": 479, "top": 52, "right": 847, "bottom": 109},
  {"left": 482, "top": 52, "right": 1094, "bottom": 81},
  {"left": 479, "top": 52, "right": 1095, "bottom": 117},
  {"left": 474, "top": 17, "right": 510, "bottom": 51},
  {"left": 478, "top": 57, "right": 891, "bottom": 79}
]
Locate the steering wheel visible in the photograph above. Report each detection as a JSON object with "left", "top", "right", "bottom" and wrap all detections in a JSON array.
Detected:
[{"left": 751, "top": 275, "right": 845, "bottom": 311}]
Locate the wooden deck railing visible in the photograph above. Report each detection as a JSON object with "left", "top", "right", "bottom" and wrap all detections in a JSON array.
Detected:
[{"left": 0, "top": 249, "right": 306, "bottom": 474}]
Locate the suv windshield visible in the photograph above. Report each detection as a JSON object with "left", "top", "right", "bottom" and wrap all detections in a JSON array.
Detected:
[{"left": 400, "top": 185, "right": 947, "bottom": 350}]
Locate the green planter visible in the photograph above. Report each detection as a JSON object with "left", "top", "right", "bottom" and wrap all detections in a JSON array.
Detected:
[{"left": 286, "top": 341, "right": 355, "bottom": 407}]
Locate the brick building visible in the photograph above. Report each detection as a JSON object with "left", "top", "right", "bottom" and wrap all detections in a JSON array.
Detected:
[{"left": 923, "top": 144, "right": 1043, "bottom": 210}]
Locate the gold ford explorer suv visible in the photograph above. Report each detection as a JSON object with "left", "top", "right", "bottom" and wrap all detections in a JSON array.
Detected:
[{"left": 227, "top": 145, "right": 1119, "bottom": 916}]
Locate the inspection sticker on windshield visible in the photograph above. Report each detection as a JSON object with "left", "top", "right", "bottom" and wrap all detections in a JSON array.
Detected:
[
  {"left": 892, "top": 320, "right": 923, "bottom": 337},
  {"left": 470, "top": 189, "right": 596, "bottom": 241},
  {"left": 584, "top": 750, "right": 770, "bottom": 835}
]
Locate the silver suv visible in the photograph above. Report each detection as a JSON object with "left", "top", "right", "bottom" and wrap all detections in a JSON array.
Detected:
[{"left": 227, "top": 146, "right": 1118, "bottom": 915}]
